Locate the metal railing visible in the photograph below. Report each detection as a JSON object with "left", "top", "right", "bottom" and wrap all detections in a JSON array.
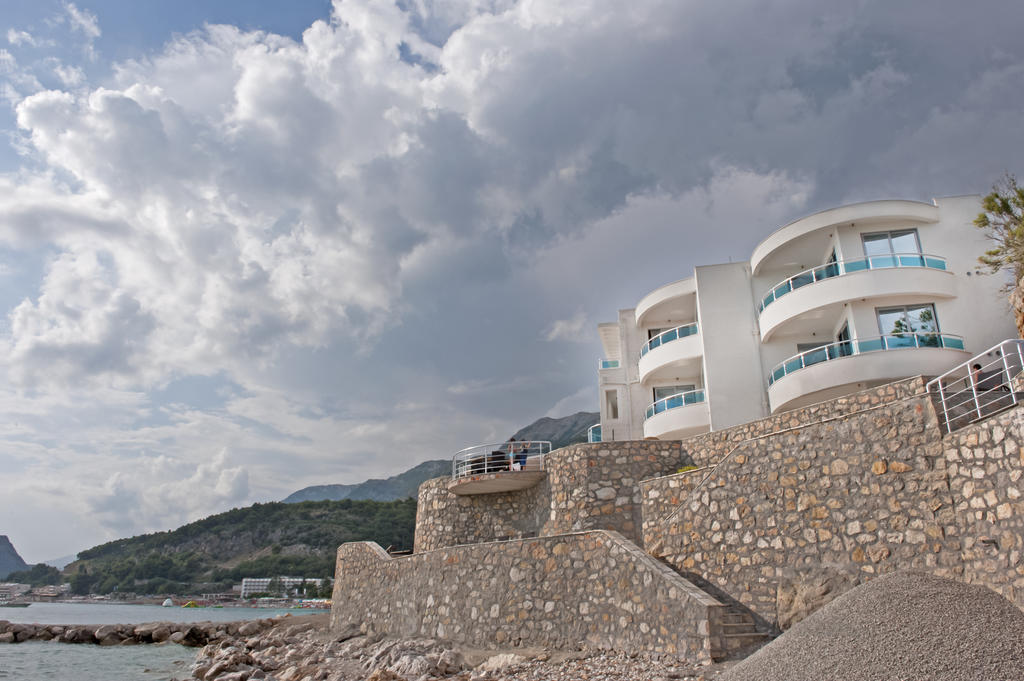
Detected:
[
  {"left": 644, "top": 388, "right": 706, "bottom": 420},
  {"left": 451, "top": 440, "right": 552, "bottom": 479},
  {"left": 926, "top": 339, "right": 1024, "bottom": 432},
  {"left": 640, "top": 322, "right": 699, "bottom": 357},
  {"left": 768, "top": 333, "right": 966, "bottom": 387},
  {"left": 587, "top": 423, "right": 602, "bottom": 443},
  {"left": 599, "top": 359, "right": 620, "bottom": 369},
  {"left": 757, "top": 253, "right": 949, "bottom": 314}
]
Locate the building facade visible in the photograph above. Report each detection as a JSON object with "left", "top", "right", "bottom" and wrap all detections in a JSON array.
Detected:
[{"left": 596, "top": 195, "right": 1017, "bottom": 441}]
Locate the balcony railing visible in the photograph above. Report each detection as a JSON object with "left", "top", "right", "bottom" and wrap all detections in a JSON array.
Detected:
[
  {"left": 600, "top": 359, "right": 620, "bottom": 369},
  {"left": 587, "top": 423, "right": 601, "bottom": 443},
  {"left": 640, "top": 322, "right": 699, "bottom": 358},
  {"left": 451, "top": 441, "right": 552, "bottom": 479},
  {"left": 768, "top": 333, "right": 966, "bottom": 387},
  {"left": 926, "top": 339, "right": 1024, "bottom": 432},
  {"left": 644, "top": 388, "right": 706, "bottom": 420},
  {"left": 757, "top": 253, "right": 949, "bottom": 314}
]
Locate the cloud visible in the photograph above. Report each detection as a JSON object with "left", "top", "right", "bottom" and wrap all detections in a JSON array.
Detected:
[
  {"left": 544, "top": 312, "right": 588, "bottom": 342},
  {"left": 64, "top": 3, "right": 101, "bottom": 40},
  {"left": 7, "top": 30, "right": 38, "bottom": 47},
  {"left": 1, "top": 0, "right": 1023, "bottom": 559},
  {"left": 545, "top": 385, "right": 596, "bottom": 418}
]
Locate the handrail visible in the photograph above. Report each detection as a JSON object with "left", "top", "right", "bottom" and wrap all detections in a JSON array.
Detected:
[
  {"left": 451, "top": 440, "right": 552, "bottom": 479},
  {"left": 925, "top": 339, "right": 1024, "bottom": 432},
  {"left": 768, "top": 333, "right": 966, "bottom": 387},
  {"left": 640, "top": 322, "right": 699, "bottom": 357},
  {"left": 644, "top": 388, "right": 706, "bottom": 420},
  {"left": 757, "top": 252, "right": 949, "bottom": 314},
  {"left": 587, "top": 423, "right": 602, "bottom": 443}
]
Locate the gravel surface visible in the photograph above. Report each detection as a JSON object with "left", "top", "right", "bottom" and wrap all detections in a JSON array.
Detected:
[{"left": 720, "top": 571, "right": 1024, "bottom": 681}]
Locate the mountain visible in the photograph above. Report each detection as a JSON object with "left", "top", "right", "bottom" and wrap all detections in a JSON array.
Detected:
[
  {"left": 68, "top": 498, "right": 416, "bottom": 595},
  {"left": 283, "top": 411, "right": 600, "bottom": 503},
  {"left": 512, "top": 410, "right": 599, "bottom": 449},
  {"left": 283, "top": 459, "right": 451, "bottom": 503},
  {"left": 0, "top": 535, "right": 29, "bottom": 579}
]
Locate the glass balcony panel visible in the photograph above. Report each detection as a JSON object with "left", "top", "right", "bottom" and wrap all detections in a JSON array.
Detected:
[
  {"left": 784, "top": 357, "right": 804, "bottom": 374},
  {"left": 857, "top": 338, "right": 885, "bottom": 352},
  {"left": 679, "top": 324, "right": 696, "bottom": 338},
  {"left": 654, "top": 400, "right": 666, "bottom": 414},
  {"left": 898, "top": 254, "right": 925, "bottom": 267},
  {"left": 645, "top": 406, "right": 654, "bottom": 419},
  {"left": 663, "top": 328, "right": 678, "bottom": 343},
  {"left": 916, "top": 333, "right": 940, "bottom": 348},
  {"left": 943, "top": 336, "right": 965, "bottom": 350},
  {"left": 666, "top": 394, "right": 683, "bottom": 410},
  {"left": 885, "top": 334, "right": 916, "bottom": 349},
  {"left": 791, "top": 271, "right": 815, "bottom": 290},
  {"left": 803, "top": 347, "right": 828, "bottom": 367},
  {"left": 772, "top": 366, "right": 786, "bottom": 382},
  {"left": 650, "top": 336, "right": 661, "bottom": 350},
  {"left": 761, "top": 292, "right": 775, "bottom": 311},
  {"left": 687, "top": 390, "right": 705, "bottom": 404},
  {"left": 773, "top": 281, "right": 792, "bottom": 300},
  {"left": 925, "top": 256, "right": 946, "bottom": 270},
  {"left": 869, "top": 254, "right": 897, "bottom": 269},
  {"left": 843, "top": 258, "right": 869, "bottom": 273}
]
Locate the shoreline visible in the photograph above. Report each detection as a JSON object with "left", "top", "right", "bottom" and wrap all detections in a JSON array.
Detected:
[{"left": 0, "top": 617, "right": 282, "bottom": 647}]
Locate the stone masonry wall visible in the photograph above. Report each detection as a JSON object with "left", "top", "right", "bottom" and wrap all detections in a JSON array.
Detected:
[
  {"left": 331, "top": 530, "right": 728, "bottom": 662},
  {"left": 944, "top": 406, "right": 1024, "bottom": 603},
  {"left": 415, "top": 441, "right": 686, "bottom": 552},
  {"left": 644, "top": 380, "right": 1024, "bottom": 628}
]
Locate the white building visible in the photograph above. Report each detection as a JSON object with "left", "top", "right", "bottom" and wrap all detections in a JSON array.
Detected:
[
  {"left": 239, "top": 576, "right": 330, "bottom": 598},
  {"left": 596, "top": 195, "right": 1018, "bottom": 442}
]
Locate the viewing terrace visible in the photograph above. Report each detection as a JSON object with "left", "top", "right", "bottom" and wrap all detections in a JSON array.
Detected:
[{"left": 448, "top": 440, "right": 552, "bottom": 495}]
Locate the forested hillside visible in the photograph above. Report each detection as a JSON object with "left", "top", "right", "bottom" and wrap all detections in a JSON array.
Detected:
[{"left": 67, "top": 498, "right": 415, "bottom": 595}]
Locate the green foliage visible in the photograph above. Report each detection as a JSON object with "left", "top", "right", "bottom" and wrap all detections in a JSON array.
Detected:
[
  {"left": 6, "top": 563, "right": 62, "bottom": 586},
  {"left": 975, "top": 174, "right": 1024, "bottom": 283},
  {"left": 71, "top": 497, "right": 416, "bottom": 595},
  {"left": 677, "top": 465, "right": 699, "bottom": 474}
]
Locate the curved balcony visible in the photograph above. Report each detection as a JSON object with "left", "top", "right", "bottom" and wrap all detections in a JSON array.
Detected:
[
  {"left": 767, "top": 333, "right": 968, "bottom": 413},
  {"left": 635, "top": 277, "right": 697, "bottom": 327},
  {"left": 751, "top": 200, "right": 939, "bottom": 276},
  {"left": 638, "top": 323, "right": 702, "bottom": 385},
  {"left": 448, "top": 441, "right": 551, "bottom": 495},
  {"left": 642, "top": 389, "right": 710, "bottom": 439},
  {"left": 587, "top": 423, "right": 602, "bottom": 443},
  {"left": 757, "top": 254, "right": 955, "bottom": 341}
]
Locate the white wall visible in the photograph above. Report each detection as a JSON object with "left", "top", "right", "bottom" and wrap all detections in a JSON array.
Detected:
[{"left": 695, "top": 262, "right": 768, "bottom": 429}]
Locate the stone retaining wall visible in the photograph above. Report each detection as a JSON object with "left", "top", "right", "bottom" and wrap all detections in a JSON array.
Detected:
[
  {"left": 331, "top": 530, "right": 727, "bottom": 661},
  {"left": 415, "top": 441, "right": 686, "bottom": 552},
  {"left": 944, "top": 406, "right": 1024, "bottom": 603},
  {"left": 644, "top": 381, "right": 1024, "bottom": 628}
]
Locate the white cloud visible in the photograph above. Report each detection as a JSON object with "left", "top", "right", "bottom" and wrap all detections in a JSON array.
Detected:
[
  {"left": 544, "top": 312, "right": 588, "bottom": 342},
  {"left": 7, "top": 29, "right": 38, "bottom": 47},
  {"left": 64, "top": 2, "right": 101, "bottom": 40},
  {"left": 1, "top": 0, "right": 1023, "bottom": 560}
]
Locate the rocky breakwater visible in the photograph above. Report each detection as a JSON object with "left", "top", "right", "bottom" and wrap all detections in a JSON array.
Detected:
[
  {"left": 0, "top": 617, "right": 278, "bottom": 647},
  {"left": 187, "top": 615, "right": 724, "bottom": 681}
]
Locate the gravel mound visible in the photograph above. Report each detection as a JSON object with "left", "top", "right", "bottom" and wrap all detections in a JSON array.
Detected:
[{"left": 722, "top": 571, "right": 1024, "bottom": 681}]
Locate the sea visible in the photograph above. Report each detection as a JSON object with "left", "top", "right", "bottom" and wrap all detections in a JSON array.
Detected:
[{"left": 0, "top": 602, "right": 327, "bottom": 681}]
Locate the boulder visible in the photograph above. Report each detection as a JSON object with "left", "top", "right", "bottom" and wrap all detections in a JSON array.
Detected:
[
  {"left": 0, "top": 632, "right": 14, "bottom": 644},
  {"left": 476, "top": 653, "right": 527, "bottom": 673}
]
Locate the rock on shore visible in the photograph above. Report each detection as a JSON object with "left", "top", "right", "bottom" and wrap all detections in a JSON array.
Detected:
[
  {"left": 0, "top": 617, "right": 278, "bottom": 647},
  {"left": 186, "top": 615, "right": 724, "bottom": 681}
]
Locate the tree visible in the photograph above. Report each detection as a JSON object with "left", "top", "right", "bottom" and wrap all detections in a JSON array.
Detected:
[{"left": 975, "top": 174, "right": 1024, "bottom": 283}]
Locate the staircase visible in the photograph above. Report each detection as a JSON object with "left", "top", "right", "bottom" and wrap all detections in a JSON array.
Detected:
[{"left": 655, "top": 557, "right": 773, "bottom": 660}]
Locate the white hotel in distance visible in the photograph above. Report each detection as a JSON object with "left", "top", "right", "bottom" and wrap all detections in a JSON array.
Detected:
[{"left": 594, "top": 195, "right": 1018, "bottom": 442}]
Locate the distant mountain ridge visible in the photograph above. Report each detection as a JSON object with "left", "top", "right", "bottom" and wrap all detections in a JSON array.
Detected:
[
  {"left": 283, "top": 410, "right": 599, "bottom": 503},
  {"left": 0, "top": 535, "right": 29, "bottom": 579}
]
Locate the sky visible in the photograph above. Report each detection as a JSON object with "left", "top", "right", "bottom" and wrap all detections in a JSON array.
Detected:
[{"left": 0, "top": 0, "right": 1022, "bottom": 563}]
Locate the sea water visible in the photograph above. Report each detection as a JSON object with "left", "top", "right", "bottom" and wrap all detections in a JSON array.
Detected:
[{"left": 0, "top": 603, "right": 326, "bottom": 681}]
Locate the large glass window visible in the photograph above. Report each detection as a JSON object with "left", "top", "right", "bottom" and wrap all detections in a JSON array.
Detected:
[
  {"left": 653, "top": 384, "right": 696, "bottom": 402},
  {"left": 877, "top": 304, "right": 940, "bottom": 347},
  {"left": 862, "top": 230, "right": 921, "bottom": 256}
]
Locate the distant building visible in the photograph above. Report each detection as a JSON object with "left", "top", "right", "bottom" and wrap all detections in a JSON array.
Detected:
[
  {"left": 596, "top": 195, "right": 1017, "bottom": 440},
  {"left": 0, "top": 583, "right": 31, "bottom": 599},
  {"left": 239, "top": 576, "right": 331, "bottom": 598}
]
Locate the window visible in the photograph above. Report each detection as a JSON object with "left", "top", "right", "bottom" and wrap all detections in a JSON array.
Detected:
[
  {"left": 605, "top": 390, "right": 619, "bottom": 420},
  {"left": 877, "top": 304, "right": 940, "bottom": 347},
  {"left": 862, "top": 230, "right": 921, "bottom": 257},
  {"left": 653, "top": 384, "right": 695, "bottom": 402}
]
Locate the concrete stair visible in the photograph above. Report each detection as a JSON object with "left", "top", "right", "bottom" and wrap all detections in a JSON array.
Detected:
[{"left": 714, "top": 606, "right": 772, "bottom": 659}]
